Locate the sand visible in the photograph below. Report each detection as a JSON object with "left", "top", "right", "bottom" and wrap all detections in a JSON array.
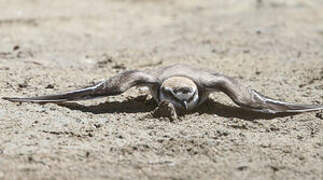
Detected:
[{"left": 0, "top": 0, "right": 323, "bottom": 179}]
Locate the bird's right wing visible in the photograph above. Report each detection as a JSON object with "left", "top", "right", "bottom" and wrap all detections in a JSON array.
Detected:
[
  {"left": 3, "top": 70, "right": 160, "bottom": 103},
  {"left": 202, "top": 73, "right": 323, "bottom": 113}
]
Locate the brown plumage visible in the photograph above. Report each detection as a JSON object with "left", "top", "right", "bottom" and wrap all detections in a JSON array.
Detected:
[{"left": 3, "top": 64, "right": 323, "bottom": 114}]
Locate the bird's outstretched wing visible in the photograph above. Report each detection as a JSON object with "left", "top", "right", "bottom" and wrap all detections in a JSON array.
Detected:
[
  {"left": 2, "top": 70, "right": 159, "bottom": 103},
  {"left": 202, "top": 74, "right": 323, "bottom": 113}
]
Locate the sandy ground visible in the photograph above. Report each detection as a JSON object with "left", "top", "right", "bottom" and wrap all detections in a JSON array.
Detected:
[{"left": 0, "top": 0, "right": 323, "bottom": 179}]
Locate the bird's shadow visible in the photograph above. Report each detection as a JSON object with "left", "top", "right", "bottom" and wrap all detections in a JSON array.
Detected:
[
  {"left": 57, "top": 95, "right": 157, "bottom": 114},
  {"left": 57, "top": 96, "right": 299, "bottom": 120}
]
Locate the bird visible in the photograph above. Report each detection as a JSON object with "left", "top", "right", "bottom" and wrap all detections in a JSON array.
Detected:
[{"left": 2, "top": 64, "right": 323, "bottom": 115}]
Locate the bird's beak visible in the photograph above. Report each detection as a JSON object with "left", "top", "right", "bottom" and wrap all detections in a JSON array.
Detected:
[{"left": 182, "top": 101, "right": 188, "bottom": 110}]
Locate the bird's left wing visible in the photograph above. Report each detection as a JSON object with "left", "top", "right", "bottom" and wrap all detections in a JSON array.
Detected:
[{"left": 3, "top": 70, "right": 159, "bottom": 103}]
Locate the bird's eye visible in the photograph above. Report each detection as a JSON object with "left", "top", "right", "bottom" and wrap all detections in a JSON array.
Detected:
[{"left": 163, "top": 88, "right": 174, "bottom": 96}]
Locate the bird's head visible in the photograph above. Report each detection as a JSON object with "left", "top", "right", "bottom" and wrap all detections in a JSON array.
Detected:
[{"left": 159, "top": 76, "right": 199, "bottom": 110}]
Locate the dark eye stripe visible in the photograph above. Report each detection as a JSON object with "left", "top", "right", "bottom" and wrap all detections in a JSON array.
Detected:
[
  {"left": 174, "top": 87, "right": 191, "bottom": 94},
  {"left": 163, "top": 89, "right": 183, "bottom": 103},
  {"left": 163, "top": 88, "right": 196, "bottom": 104},
  {"left": 163, "top": 89, "right": 173, "bottom": 96}
]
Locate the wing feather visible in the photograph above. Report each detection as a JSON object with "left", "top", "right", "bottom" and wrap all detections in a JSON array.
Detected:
[
  {"left": 203, "top": 74, "right": 323, "bottom": 113},
  {"left": 3, "top": 70, "right": 159, "bottom": 103}
]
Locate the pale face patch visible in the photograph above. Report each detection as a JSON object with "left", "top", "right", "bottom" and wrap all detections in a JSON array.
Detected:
[{"left": 159, "top": 76, "right": 199, "bottom": 110}]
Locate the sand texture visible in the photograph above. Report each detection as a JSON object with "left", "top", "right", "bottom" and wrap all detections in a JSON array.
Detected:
[{"left": 0, "top": 0, "right": 323, "bottom": 179}]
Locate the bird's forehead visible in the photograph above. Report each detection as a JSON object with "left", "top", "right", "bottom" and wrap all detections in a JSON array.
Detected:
[{"left": 161, "top": 76, "right": 197, "bottom": 89}]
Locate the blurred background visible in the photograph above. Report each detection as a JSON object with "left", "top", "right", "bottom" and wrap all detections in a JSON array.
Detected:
[{"left": 1, "top": 0, "right": 323, "bottom": 67}]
